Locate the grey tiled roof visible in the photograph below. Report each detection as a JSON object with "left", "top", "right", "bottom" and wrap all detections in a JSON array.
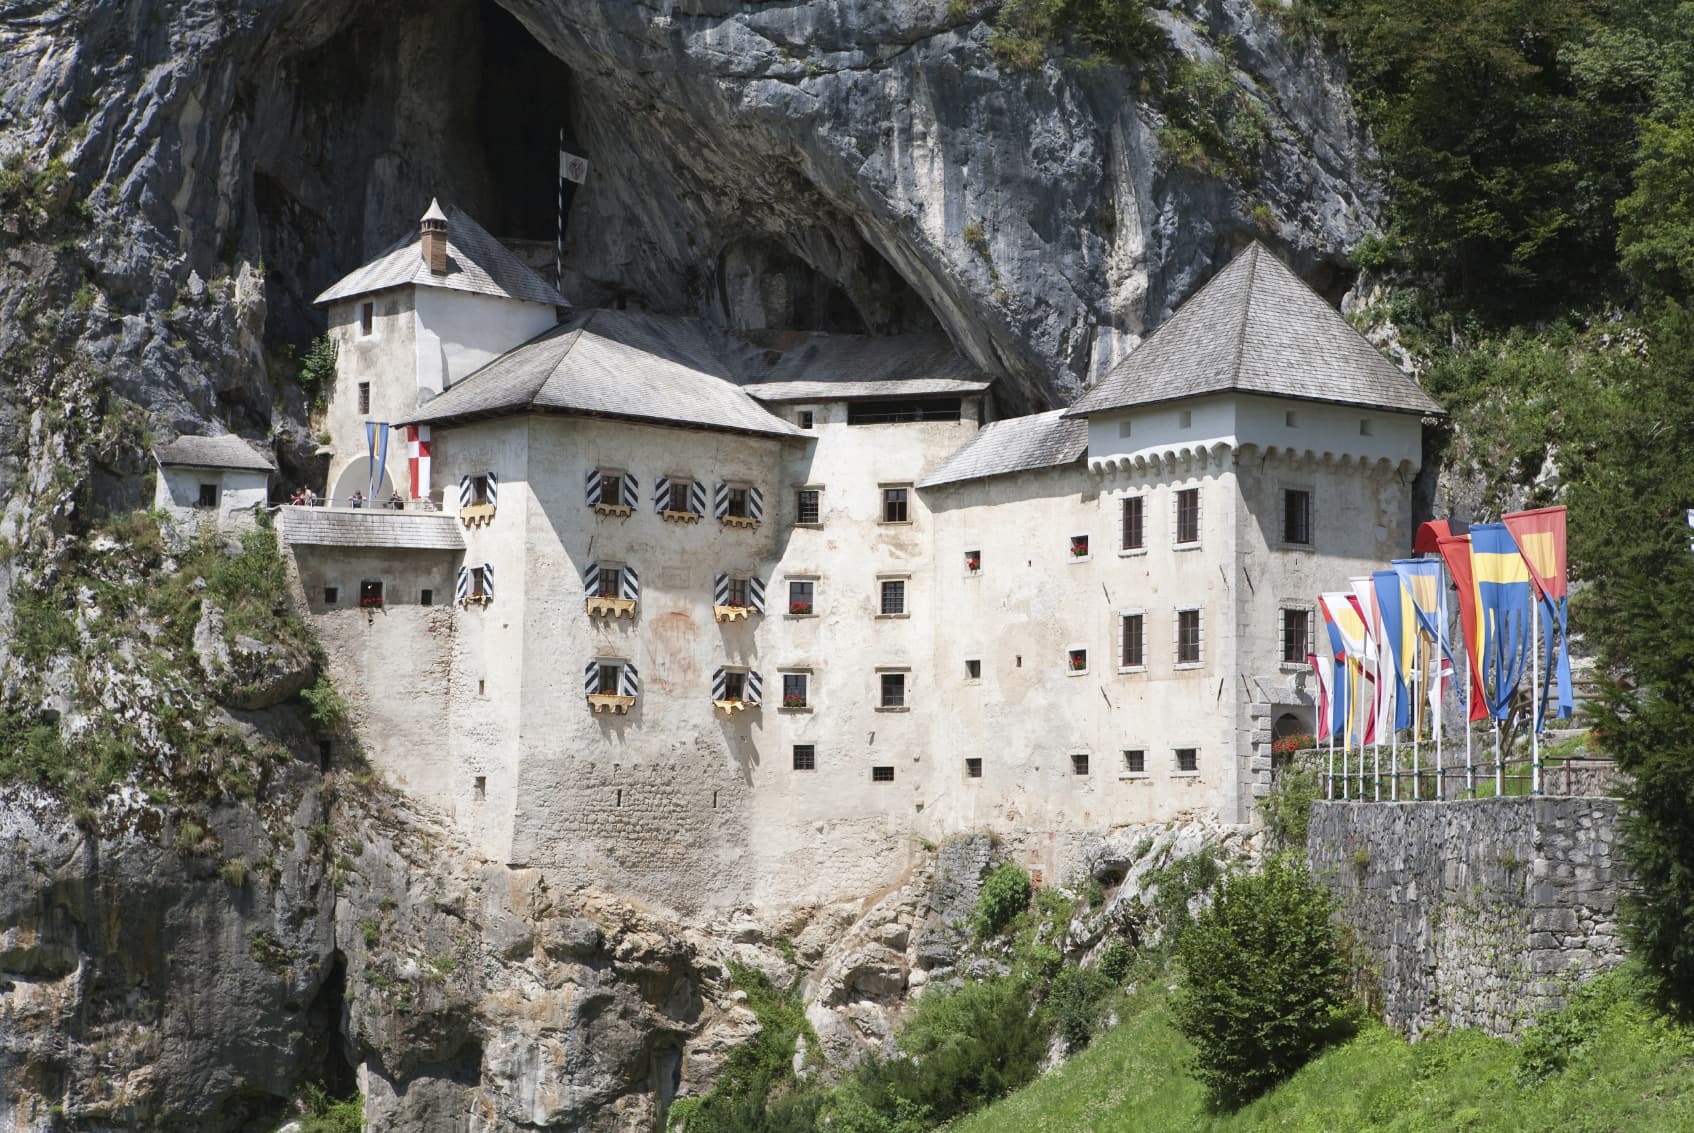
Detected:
[
  {"left": 918, "top": 410, "right": 1087, "bottom": 488},
  {"left": 733, "top": 331, "right": 991, "bottom": 401},
  {"left": 1067, "top": 242, "right": 1443, "bottom": 418},
  {"left": 314, "top": 205, "right": 569, "bottom": 309},
  {"left": 280, "top": 508, "right": 465, "bottom": 550},
  {"left": 154, "top": 434, "right": 276, "bottom": 472},
  {"left": 401, "top": 309, "right": 804, "bottom": 438}
]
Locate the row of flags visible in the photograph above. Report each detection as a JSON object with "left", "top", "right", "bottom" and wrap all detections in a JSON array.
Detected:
[
  {"left": 1307, "top": 506, "right": 1574, "bottom": 769},
  {"left": 361, "top": 423, "right": 432, "bottom": 501}
]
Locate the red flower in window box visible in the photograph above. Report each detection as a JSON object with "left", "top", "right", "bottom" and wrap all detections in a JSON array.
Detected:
[
  {"left": 1069, "top": 655, "right": 1087, "bottom": 671},
  {"left": 359, "top": 596, "right": 384, "bottom": 609},
  {"left": 789, "top": 601, "right": 813, "bottom": 615},
  {"left": 965, "top": 555, "right": 981, "bottom": 572},
  {"left": 1271, "top": 733, "right": 1316, "bottom": 756},
  {"left": 783, "top": 695, "right": 808, "bottom": 708},
  {"left": 1070, "top": 540, "right": 1089, "bottom": 557}
]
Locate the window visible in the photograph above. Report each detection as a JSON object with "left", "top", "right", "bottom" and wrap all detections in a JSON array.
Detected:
[
  {"left": 879, "top": 579, "right": 907, "bottom": 616},
  {"left": 595, "top": 565, "right": 622, "bottom": 599},
  {"left": 359, "top": 301, "right": 374, "bottom": 336},
  {"left": 1069, "top": 534, "right": 1090, "bottom": 560},
  {"left": 599, "top": 472, "right": 624, "bottom": 508},
  {"left": 966, "top": 757, "right": 983, "bottom": 778},
  {"left": 1120, "top": 496, "right": 1144, "bottom": 551},
  {"left": 881, "top": 486, "right": 909, "bottom": 523},
  {"left": 473, "top": 774, "right": 486, "bottom": 800},
  {"left": 796, "top": 488, "right": 820, "bottom": 525},
  {"left": 667, "top": 479, "right": 692, "bottom": 513},
  {"left": 782, "top": 673, "right": 809, "bottom": 709},
  {"left": 1359, "top": 417, "right": 1373, "bottom": 436},
  {"left": 965, "top": 658, "right": 981, "bottom": 681},
  {"left": 793, "top": 745, "right": 816, "bottom": 771},
  {"left": 1178, "top": 409, "right": 1192, "bottom": 428},
  {"left": 1067, "top": 647, "right": 1088, "bottom": 674},
  {"left": 1177, "top": 609, "right": 1202, "bottom": 665},
  {"left": 848, "top": 398, "right": 961, "bottom": 425},
  {"left": 879, "top": 672, "right": 906, "bottom": 709},
  {"left": 1175, "top": 488, "right": 1200, "bottom": 545},
  {"left": 420, "top": 588, "right": 433, "bottom": 607},
  {"left": 1071, "top": 753, "right": 1090, "bottom": 776},
  {"left": 1123, "top": 749, "right": 1146, "bottom": 774},
  {"left": 1117, "top": 418, "right": 1132, "bottom": 438},
  {"left": 469, "top": 474, "right": 492, "bottom": 506},
  {"left": 1282, "top": 608, "right": 1311, "bottom": 664},
  {"left": 323, "top": 587, "right": 338, "bottom": 605},
  {"left": 1120, "top": 613, "right": 1145, "bottom": 669},
  {"left": 1285, "top": 409, "right": 1299, "bottom": 428},
  {"left": 597, "top": 663, "right": 622, "bottom": 695},
  {"left": 871, "top": 765, "right": 895, "bottom": 782},
  {"left": 788, "top": 579, "right": 815, "bottom": 616},
  {"left": 358, "top": 382, "right": 371, "bottom": 415},
  {"left": 359, "top": 579, "right": 383, "bottom": 608},
  {"left": 1176, "top": 747, "right": 1199, "bottom": 773},
  {"left": 197, "top": 483, "right": 218, "bottom": 508},
  {"left": 726, "top": 576, "right": 750, "bottom": 609},
  {"left": 799, "top": 410, "right": 815, "bottom": 429},
  {"left": 469, "top": 566, "right": 490, "bottom": 599},
  {"left": 1283, "top": 488, "right": 1312, "bottom": 546},
  {"left": 722, "top": 670, "right": 747, "bottom": 702},
  {"left": 964, "top": 549, "right": 981, "bottom": 573}
]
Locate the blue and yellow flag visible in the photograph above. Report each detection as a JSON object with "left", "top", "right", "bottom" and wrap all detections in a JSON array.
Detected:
[
  {"left": 1503, "top": 507, "right": 1574, "bottom": 727},
  {"left": 1372, "top": 570, "right": 1414, "bottom": 732},
  {"left": 1470, "top": 523, "right": 1533, "bottom": 720}
]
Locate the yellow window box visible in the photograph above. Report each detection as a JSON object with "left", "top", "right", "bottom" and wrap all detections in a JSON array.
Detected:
[
  {"left": 713, "top": 605, "right": 752, "bottom": 622},
  {"left": 459, "top": 594, "right": 492, "bottom": 608},
  {"left": 720, "top": 514, "right": 759, "bottom": 530},
  {"left": 713, "top": 699, "right": 755, "bottom": 714},
  {"left": 662, "top": 509, "right": 701, "bottom": 524},
  {"left": 460, "top": 503, "right": 496, "bottom": 527},
  {"left": 587, "top": 596, "right": 637, "bottom": 619},
  {"left": 593, "top": 503, "right": 633, "bottom": 518},
  {"left": 587, "top": 694, "right": 636, "bottom": 715}
]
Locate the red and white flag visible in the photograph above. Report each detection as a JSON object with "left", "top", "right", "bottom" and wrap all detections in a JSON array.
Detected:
[{"left": 407, "top": 425, "right": 431, "bottom": 499}]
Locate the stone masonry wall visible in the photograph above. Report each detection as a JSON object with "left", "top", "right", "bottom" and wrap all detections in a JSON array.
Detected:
[{"left": 1307, "top": 797, "right": 1628, "bottom": 1037}]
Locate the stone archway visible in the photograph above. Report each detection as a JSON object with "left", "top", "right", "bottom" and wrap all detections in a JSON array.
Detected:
[{"left": 328, "top": 458, "right": 395, "bottom": 506}]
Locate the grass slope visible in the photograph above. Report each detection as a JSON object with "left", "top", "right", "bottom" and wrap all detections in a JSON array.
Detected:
[{"left": 951, "top": 970, "right": 1694, "bottom": 1132}]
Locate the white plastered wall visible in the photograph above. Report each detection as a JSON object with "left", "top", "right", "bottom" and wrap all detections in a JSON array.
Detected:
[
  {"left": 412, "top": 287, "right": 558, "bottom": 400},
  {"left": 153, "top": 465, "right": 269, "bottom": 526}
]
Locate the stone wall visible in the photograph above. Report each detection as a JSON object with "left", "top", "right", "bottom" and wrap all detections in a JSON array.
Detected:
[{"left": 1307, "top": 797, "right": 1628, "bottom": 1037}]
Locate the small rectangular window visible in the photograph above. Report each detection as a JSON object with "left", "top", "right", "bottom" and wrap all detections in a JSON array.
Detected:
[
  {"left": 722, "top": 670, "right": 747, "bottom": 701},
  {"left": 788, "top": 579, "right": 815, "bottom": 615},
  {"left": 1068, "top": 647, "right": 1088, "bottom": 674},
  {"left": 596, "top": 565, "right": 622, "bottom": 598},
  {"left": 879, "top": 672, "right": 906, "bottom": 709},
  {"left": 469, "top": 566, "right": 490, "bottom": 599},
  {"left": 599, "top": 472, "right": 623, "bottom": 507},
  {"left": 964, "top": 549, "right": 981, "bottom": 573},
  {"left": 793, "top": 745, "right": 816, "bottom": 771},
  {"left": 1178, "top": 409, "right": 1193, "bottom": 428},
  {"left": 966, "top": 757, "right": 983, "bottom": 778},
  {"left": 796, "top": 488, "right": 821, "bottom": 525},
  {"left": 1176, "top": 747, "right": 1199, "bottom": 773},
  {"left": 1176, "top": 488, "right": 1200, "bottom": 545},
  {"left": 1177, "top": 609, "right": 1202, "bottom": 665},
  {"left": 1121, "top": 496, "right": 1144, "bottom": 550},
  {"left": 358, "top": 382, "right": 371, "bottom": 415},
  {"left": 1285, "top": 409, "right": 1299, "bottom": 428},
  {"left": 597, "top": 663, "right": 622, "bottom": 695},
  {"left": 470, "top": 474, "right": 492, "bottom": 506},
  {"left": 323, "top": 586, "right": 338, "bottom": 605},
  {"left": 1117, "top": 418, "right": 1132, "bottom": 438},
  {"left": 1120, "top": 614, "right": 1144, "bottom": 668},
  {"left": 1283, "top": 489, "right": 1312, "bottom": 546},
  {"left": 1071, "top": 753, "right": 1090, "bottom": 776},
  {"left": 1282, "top": 608, "right": 1311, "bottom": 664},
  {"left": 668, "top": 479, "right": 692, "bottom": 513},
  {"left": 782, "top": 673, "right": 808, "bottom": 709},
  {"left": 359, "top": 579, "right": 383, "bottom": 608},
  {"left": 871, "top": 765, "right": 895, "bottom": 783},
  {"left": 727, "top": 576, "right": 750, "bottom": 608},
  {"left": 725, "top": 486, "right": 751, "bottom": 518},
  {"left": 1124, "top": 749, "right": 1146, "bottom": 774},
  {"left": 881, "top": 486, "right": 909, "bottom": 523},
  {"left": 879, "top": 579, "right": 907, "bottom": 616},
  {"left": 473, "top": 774, "right": 486, "bottom": 800},
  {"left": 799, "top": 410, "right": 815, "bottom": 429},
  {"left": 965, "top": 658, "right": 982, "bottom": 680},
  {"left": 420, "top": 588, "right": 433, "bottom": 607},
  {"left": 359, "top": 301, "right": 374, "bottom": 336},
  {"left": 197, "top": 483, "right": 218, "bottom": 508},
  {"left": 1360, "top": 418, "right": 1373, "bottom": 436},
  {"left": 1069, "top": 534, "right": 1089, "bottom": 560}
]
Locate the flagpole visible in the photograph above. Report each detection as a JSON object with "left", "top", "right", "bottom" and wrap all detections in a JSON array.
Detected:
[
  {"left": 1435, "top": 565, "right": 1446, "bottom": 800},
  {"left": 1464, "top": 632, "right": 1474, "bottom": 797},
  {"left": 1531, "top": 594, "right": 1542, "bottom": 795},
  {"left": 557, "top": 126, "right": 566, "bottom": 290},
  {"left": 1494, "top": 718, "right": 1503, "bottom": 797}
]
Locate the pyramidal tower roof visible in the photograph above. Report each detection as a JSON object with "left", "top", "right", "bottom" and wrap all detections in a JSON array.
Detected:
[{"left": 1068, "top": 242, "right": 1442, "bottom": 418}]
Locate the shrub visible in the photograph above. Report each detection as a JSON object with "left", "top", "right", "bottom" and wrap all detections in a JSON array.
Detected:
[
  {"left": 1144, "top": 847, "right": 1220, "bottom": 946},
  {"left": 1259, "top": 750, "right": 1324, "bottom": 852},
  {"left": 219, "top": 858, "right": 247, "bottom": 887},
  {"left": 1173, "top": 854, "right": 1353, "bottom": 1108},
  {"left": 296, "top": 334, "right": 338, "bottom": 407},
  {"left": 973, "top": 862, "right": 1032, "bottom": 938},
  {"left": 302, "top": 675, "right": 349, "bottom": 732},
  {"left": 1099, "top": 939, "right": 1134, "bottom": 983},
  {"left": 299, "top": 1083, "right": 363, "bottom": 1133},
  {"left": 1046, "top": 965, "right": 1115, "bottom": 1052}
]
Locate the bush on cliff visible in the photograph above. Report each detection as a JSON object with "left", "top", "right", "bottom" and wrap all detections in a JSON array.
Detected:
[
  {"left": 973, "top": 862, "right": 1033, "bottom": 938},
  {"left": 1172, "top": 854, "right": 1353, "bottom": 1108}
]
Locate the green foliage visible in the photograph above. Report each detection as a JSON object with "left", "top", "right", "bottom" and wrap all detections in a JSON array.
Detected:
[
  {"left": 1173, "top": 855, "right": 1353, "bottom": 1108},
  {"left": 1144, "top": 847, "right": 1220, "bottom": 947},
  {"left": 302, "top": 675, "right": 350, "bottom": 733},
  {"left": 668, "top": 961, "right": 814, "bottom": 1132},
  {"left": 1099, "top": 939, "right": 1134, "bottom": 984},
  {"left": 973, "top": 862, "right": 1033, "bottom": 938},
  {"left": 962, "top": 219, "right": 990, "bottom": 258},
  {"left": 1617, "top": 114, "right": 1694, "bottom": 299},
  {"left": 298, "top": 1083, "right": 363, "bottom": 1133},
  {"left": 219, "top": 858, "right": 248, "bottom": 887},
  {"left": 0, "top": 151, "right": 76, "bottom": 236},
  {"left": 296, "top": 334, "right": 338, "bottom": 408},
  {"left": 1258, "top": 750, "right": 1324, "bottom": 853},
  {"left": 989, "top": 0, "right": 1163, "bottom": 71},
  {"left": 1047, "top": 965, "right": 1116, "bottom": 1052},
  {"left": 10, "top": 586, "right": 79, "bottom": 662},
  {"left": 1158, "top": 55, "right": 1271, "bottom": 182}
]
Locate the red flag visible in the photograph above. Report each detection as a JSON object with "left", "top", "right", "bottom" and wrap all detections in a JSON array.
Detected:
[
  {"left": 1413, "top": 519, "right": 1451, "bottom": 555},
  {"left": 1501, "top": 506, "right": 1567, "bottom": 602},
  {"left": 1436, "top": 533, "right": 1489, "bottom": 722}
]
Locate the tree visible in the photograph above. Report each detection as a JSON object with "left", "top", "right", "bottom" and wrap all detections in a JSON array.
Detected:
[{"left": 1617, "top": 115, "right": 1694, "bottom": 299}]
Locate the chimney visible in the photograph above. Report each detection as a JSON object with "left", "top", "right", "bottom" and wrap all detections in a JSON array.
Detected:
[{"left": 420, "top": 198, "right": 448, "bottom": 274}]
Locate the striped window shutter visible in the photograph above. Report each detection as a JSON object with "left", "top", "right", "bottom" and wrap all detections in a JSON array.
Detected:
[
  {"left": 482, "top": 562, "right": 495, "bottom": 602},
  {"left": 713, "top": 573, "right": 730, "bottom": 606},
  {"left": 713, "top": 481, "right": 729, "bottom": 518},
  {"left": 459, "top": 475, "right": 473, "bottom": 509},
  {"left": 584, "top": 468, "right": 602, "bottom": 506},
  {"left": 748, "top": 575, "right": 766, "bottom": 613},
  {"left": 653, "top": 476, "right": 670, "bottom": 513},
  {"left": 689, "top": 480, "right": 707, "bottom": 516},
  {"left": 746, "top": 669, "right": 763, "bottom": 704},
  {"left": 748, "top": 486, "right": 764, "bottom": 523},
  {"left": 620, "top": 662, "right": 640, "bottom": 698},
  {"left": 712, "top": 667, "right": 727, "bottom": 701},
  {"left": 485, "top": 471, "right": 498, "bottom": 507},
  {"left": 620, "top": 565, "right": 640, "bottom": 601},
  {"left": 583, "top": 659, "right": 599, "bottom": 697},
  {"left": 581, "top": 561, "right": 598, "bottom": 591},
  {"left": 456, "top": 566, "right": 472, "bottom": 603},
  {"left": 621, "top": 472, "right": 638, "bottom": 509}
]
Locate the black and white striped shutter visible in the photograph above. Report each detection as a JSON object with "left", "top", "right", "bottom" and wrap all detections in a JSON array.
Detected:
[
  {"left": 482, "top": 562, "right": 495, "bottom": 601},
  {"left": 619, "top": 662, "right": 640, "bottom": 698},
  {"left": 584, "top": 468, "right": 602, "bottom": 506},
  {"left": 713, "top": 573, "right": 730, "bottom": 606},
  {"left": 621, "top": 472, "right": 638, "bottom": 509},
  {"left": 746, "top": 669, "right": 763, "bottom": 705},
  {"left": 456, "top": 566, "right": 472, "bottom": 603},
  {"left": 583, "top": 659, "right": 599, "bottom": 697},
  {"left": 620, "top": 565, "right": 639, "bottom": 602},
  {"left": 748, "top": 486, "right": 764, "bottom": 524},
  {"left": 748, "top": 575, "right": 766, "bottom": 613},
  {"left": 459, "top": 475, "right": 473, "bottom": 509},
  {"left": 688, "top": 480, "right": 707, "bottom": 516},
  {"left": 581, "top": 561, "right": 598, "bottom": 592},
  {"left": 713, "top": 481, "right": 729, "bottom": 519},
  {"left": 485, "top": 471, "right": 498, "bottom": 507},
  {"left": 711, "top": 667, "right": 727, "bottom": 701},
  {"left": 653, "top": 476, "right": 670, "bottom": 513}
]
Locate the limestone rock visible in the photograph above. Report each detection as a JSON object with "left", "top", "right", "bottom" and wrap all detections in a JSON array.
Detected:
[{"left": 193, "top": 602, "right": 316, "bottom": 710}]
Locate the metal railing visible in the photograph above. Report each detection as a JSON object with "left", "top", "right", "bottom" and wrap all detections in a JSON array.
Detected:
[{"left": 283, "top": 495, "right": 440, "bottom": 512}]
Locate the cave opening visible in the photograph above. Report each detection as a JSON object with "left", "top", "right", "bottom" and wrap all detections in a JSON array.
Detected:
[
  {"left": 473, "top": 0, "right": 577, "bottom": 243},
  {"left": 311, "top": 950, "right": 360, "bottom": 1099}
]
